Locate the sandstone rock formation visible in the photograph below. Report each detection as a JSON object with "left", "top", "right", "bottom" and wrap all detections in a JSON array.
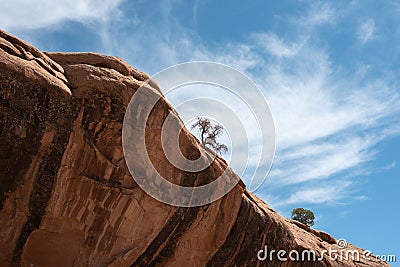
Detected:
[{"left": 0, "top": 30, "right": 390, "bottom": 267}]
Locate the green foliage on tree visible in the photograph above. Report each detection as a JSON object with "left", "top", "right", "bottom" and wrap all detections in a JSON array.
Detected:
[
  {"left": 191, "top": 117, "right": 228, "bottom": 155},
  {"left": 291, "top": 208, "right": 315, "bottom": 227}
]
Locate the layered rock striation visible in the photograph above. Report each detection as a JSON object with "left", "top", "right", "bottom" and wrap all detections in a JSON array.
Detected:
[{"left": 0, "top": 30, "right": 389, "bottom": 266}]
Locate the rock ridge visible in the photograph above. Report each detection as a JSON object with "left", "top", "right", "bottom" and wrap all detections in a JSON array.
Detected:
[{"left": 0, "top": 29, "right": 390, "bottom": 267}]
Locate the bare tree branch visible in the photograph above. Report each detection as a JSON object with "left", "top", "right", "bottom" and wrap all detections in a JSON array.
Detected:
[{"left": 191, "top": 117, "right": 228, "bottom": 155}]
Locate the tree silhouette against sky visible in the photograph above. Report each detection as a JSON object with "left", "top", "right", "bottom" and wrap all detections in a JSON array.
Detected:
[{"left": 191, "top": 117, "right": 228, "bottom": 155}]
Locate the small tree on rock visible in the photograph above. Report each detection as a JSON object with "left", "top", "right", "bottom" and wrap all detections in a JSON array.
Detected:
[
  {"left": 291, "top": 208, "right": 315, "bottom": 227},
  {"left": 191, "top": 117, "right": 228, "bottom": 155}
]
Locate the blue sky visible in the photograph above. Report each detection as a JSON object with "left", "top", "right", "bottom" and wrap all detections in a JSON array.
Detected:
[{"left": 1, "top": 0, "right": 399, "bottom": 263}]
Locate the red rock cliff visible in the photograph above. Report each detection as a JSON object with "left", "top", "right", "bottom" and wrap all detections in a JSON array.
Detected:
[{"left": 0, "top": 30, "right": 390, "bottom": 267}]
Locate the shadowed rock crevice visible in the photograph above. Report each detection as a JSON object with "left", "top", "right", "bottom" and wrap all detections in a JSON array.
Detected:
[
  {"left": 206, "top": 196, "right": 252, "bottom": 267},
  {"left": 131, "top": 206, "right": 202, "bottom": 267},
  {"left": 11, "top": 121, "right": 74, "bottom": 264}
]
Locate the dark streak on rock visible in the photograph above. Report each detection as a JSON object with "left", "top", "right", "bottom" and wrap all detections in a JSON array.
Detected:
[
  {"left": 11, "top": 110, "right": 74, "bottom": 265},
  {"left": 130, "top": 172, "right": 204, "bottom": 266},
  {"left": 206, "top": 196, "right": 251, "bottom": 267}
]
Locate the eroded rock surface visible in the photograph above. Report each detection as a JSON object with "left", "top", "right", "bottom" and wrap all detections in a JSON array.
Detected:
[{"left": 0, "top": 30, "right": 390, "bottom": 267}]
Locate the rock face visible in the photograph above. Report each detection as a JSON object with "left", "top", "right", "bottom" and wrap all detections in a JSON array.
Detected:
[{"left": 0, "top": 30, "right": 389, "bottom": 267}]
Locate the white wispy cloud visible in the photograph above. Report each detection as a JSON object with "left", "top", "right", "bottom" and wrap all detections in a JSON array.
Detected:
[
  {"left": 381, "top": 161, "right": 396, "bottom": 171},
  {"left": 0, "top": 0, "right": 124, "bottom": 31},
  {"left": 297, "top": 2, "right": 336, "bottom": 26},
  {"left": 274, "top": 180, "right": 355, "bottom": 206},
  {"left": 357, "top": 19, "right": 375, "bottom": 44},
  {"left": 255, "top": 33, "right": 399, "bottom": 205},
  {"left": 252, "top": 33, "right": 305, "bottom": 58},
  {"left": 256, "top": 42, "right": 400, "bottom": 188}
]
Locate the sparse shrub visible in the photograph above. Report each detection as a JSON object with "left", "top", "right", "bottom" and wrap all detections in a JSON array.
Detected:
[{"left": 291, "top": 208, "right": 315, "bottom": 227}]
